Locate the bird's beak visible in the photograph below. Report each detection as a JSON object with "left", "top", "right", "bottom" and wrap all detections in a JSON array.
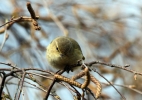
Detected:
[{"left": 60, "top": 53, "right": 64, "bottom": 57}]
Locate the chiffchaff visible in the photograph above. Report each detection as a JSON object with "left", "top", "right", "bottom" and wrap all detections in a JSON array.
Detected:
[{"left": 46, "top": 36, "right": 85, "bottom": 71}]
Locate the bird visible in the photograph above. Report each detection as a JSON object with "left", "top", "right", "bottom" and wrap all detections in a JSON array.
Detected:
[{"left": 46, "top": 36, "right": 85, "bottom": 72}]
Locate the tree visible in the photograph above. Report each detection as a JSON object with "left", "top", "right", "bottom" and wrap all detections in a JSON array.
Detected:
[{"left": 0, "top": 1, "right": 142, "bottom": 100}]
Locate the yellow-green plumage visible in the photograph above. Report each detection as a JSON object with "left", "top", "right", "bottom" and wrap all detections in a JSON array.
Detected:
[{"left": 46, "top": 36, "right": 84, "bottom": 70}]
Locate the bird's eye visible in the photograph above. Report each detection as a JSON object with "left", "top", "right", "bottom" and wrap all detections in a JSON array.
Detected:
[{"left": 56, "top": 47, "right": 59, "bottom": 51}]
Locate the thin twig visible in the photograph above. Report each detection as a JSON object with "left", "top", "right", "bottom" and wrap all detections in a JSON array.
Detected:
[
  {"left": 16, "top": 70, "right": 26, "bottom": 100},
  {"left": 0, "top": 22, "right": 8, "bottom": 52},
  {"left": 1, "top": 61, "right": 142, "bottom": 77},
  {"left": 93, "top": 69, "right": 126, "bottom": 100},
  {"left": 5, "top": 84, "right": 12, "bottom": 100},
  {"left": 102, "top": 82, "right": 142, "bottom": 95},
  {"left": 70, "top": 85, "right": 82, "bottom": 97},
  {"left": 86, "top": 61, "right": 142, "bottom": 76},
  {"left": 0, "top": 72, "right": 6, "bottom": 100},
  {"left": 44, "top": 77, "right": 56, "bottom": 100},
  {"left": 44, "top": 70, "right": 64, "bottom": 100},
  {"left": 0, "top": 16, "right": 31, "bottom": 28},
  {"left": 14, "top": 78, "right": 20, "bottom": 100}
]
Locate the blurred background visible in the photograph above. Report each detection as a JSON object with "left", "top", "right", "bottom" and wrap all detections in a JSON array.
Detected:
[{"left": 0, "top": 0, "right": 142, "bottom": 100}]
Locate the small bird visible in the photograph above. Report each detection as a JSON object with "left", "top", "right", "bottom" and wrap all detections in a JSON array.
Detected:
[{"left": 46, "top": 36, "right": 85, "bottom": 72}]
